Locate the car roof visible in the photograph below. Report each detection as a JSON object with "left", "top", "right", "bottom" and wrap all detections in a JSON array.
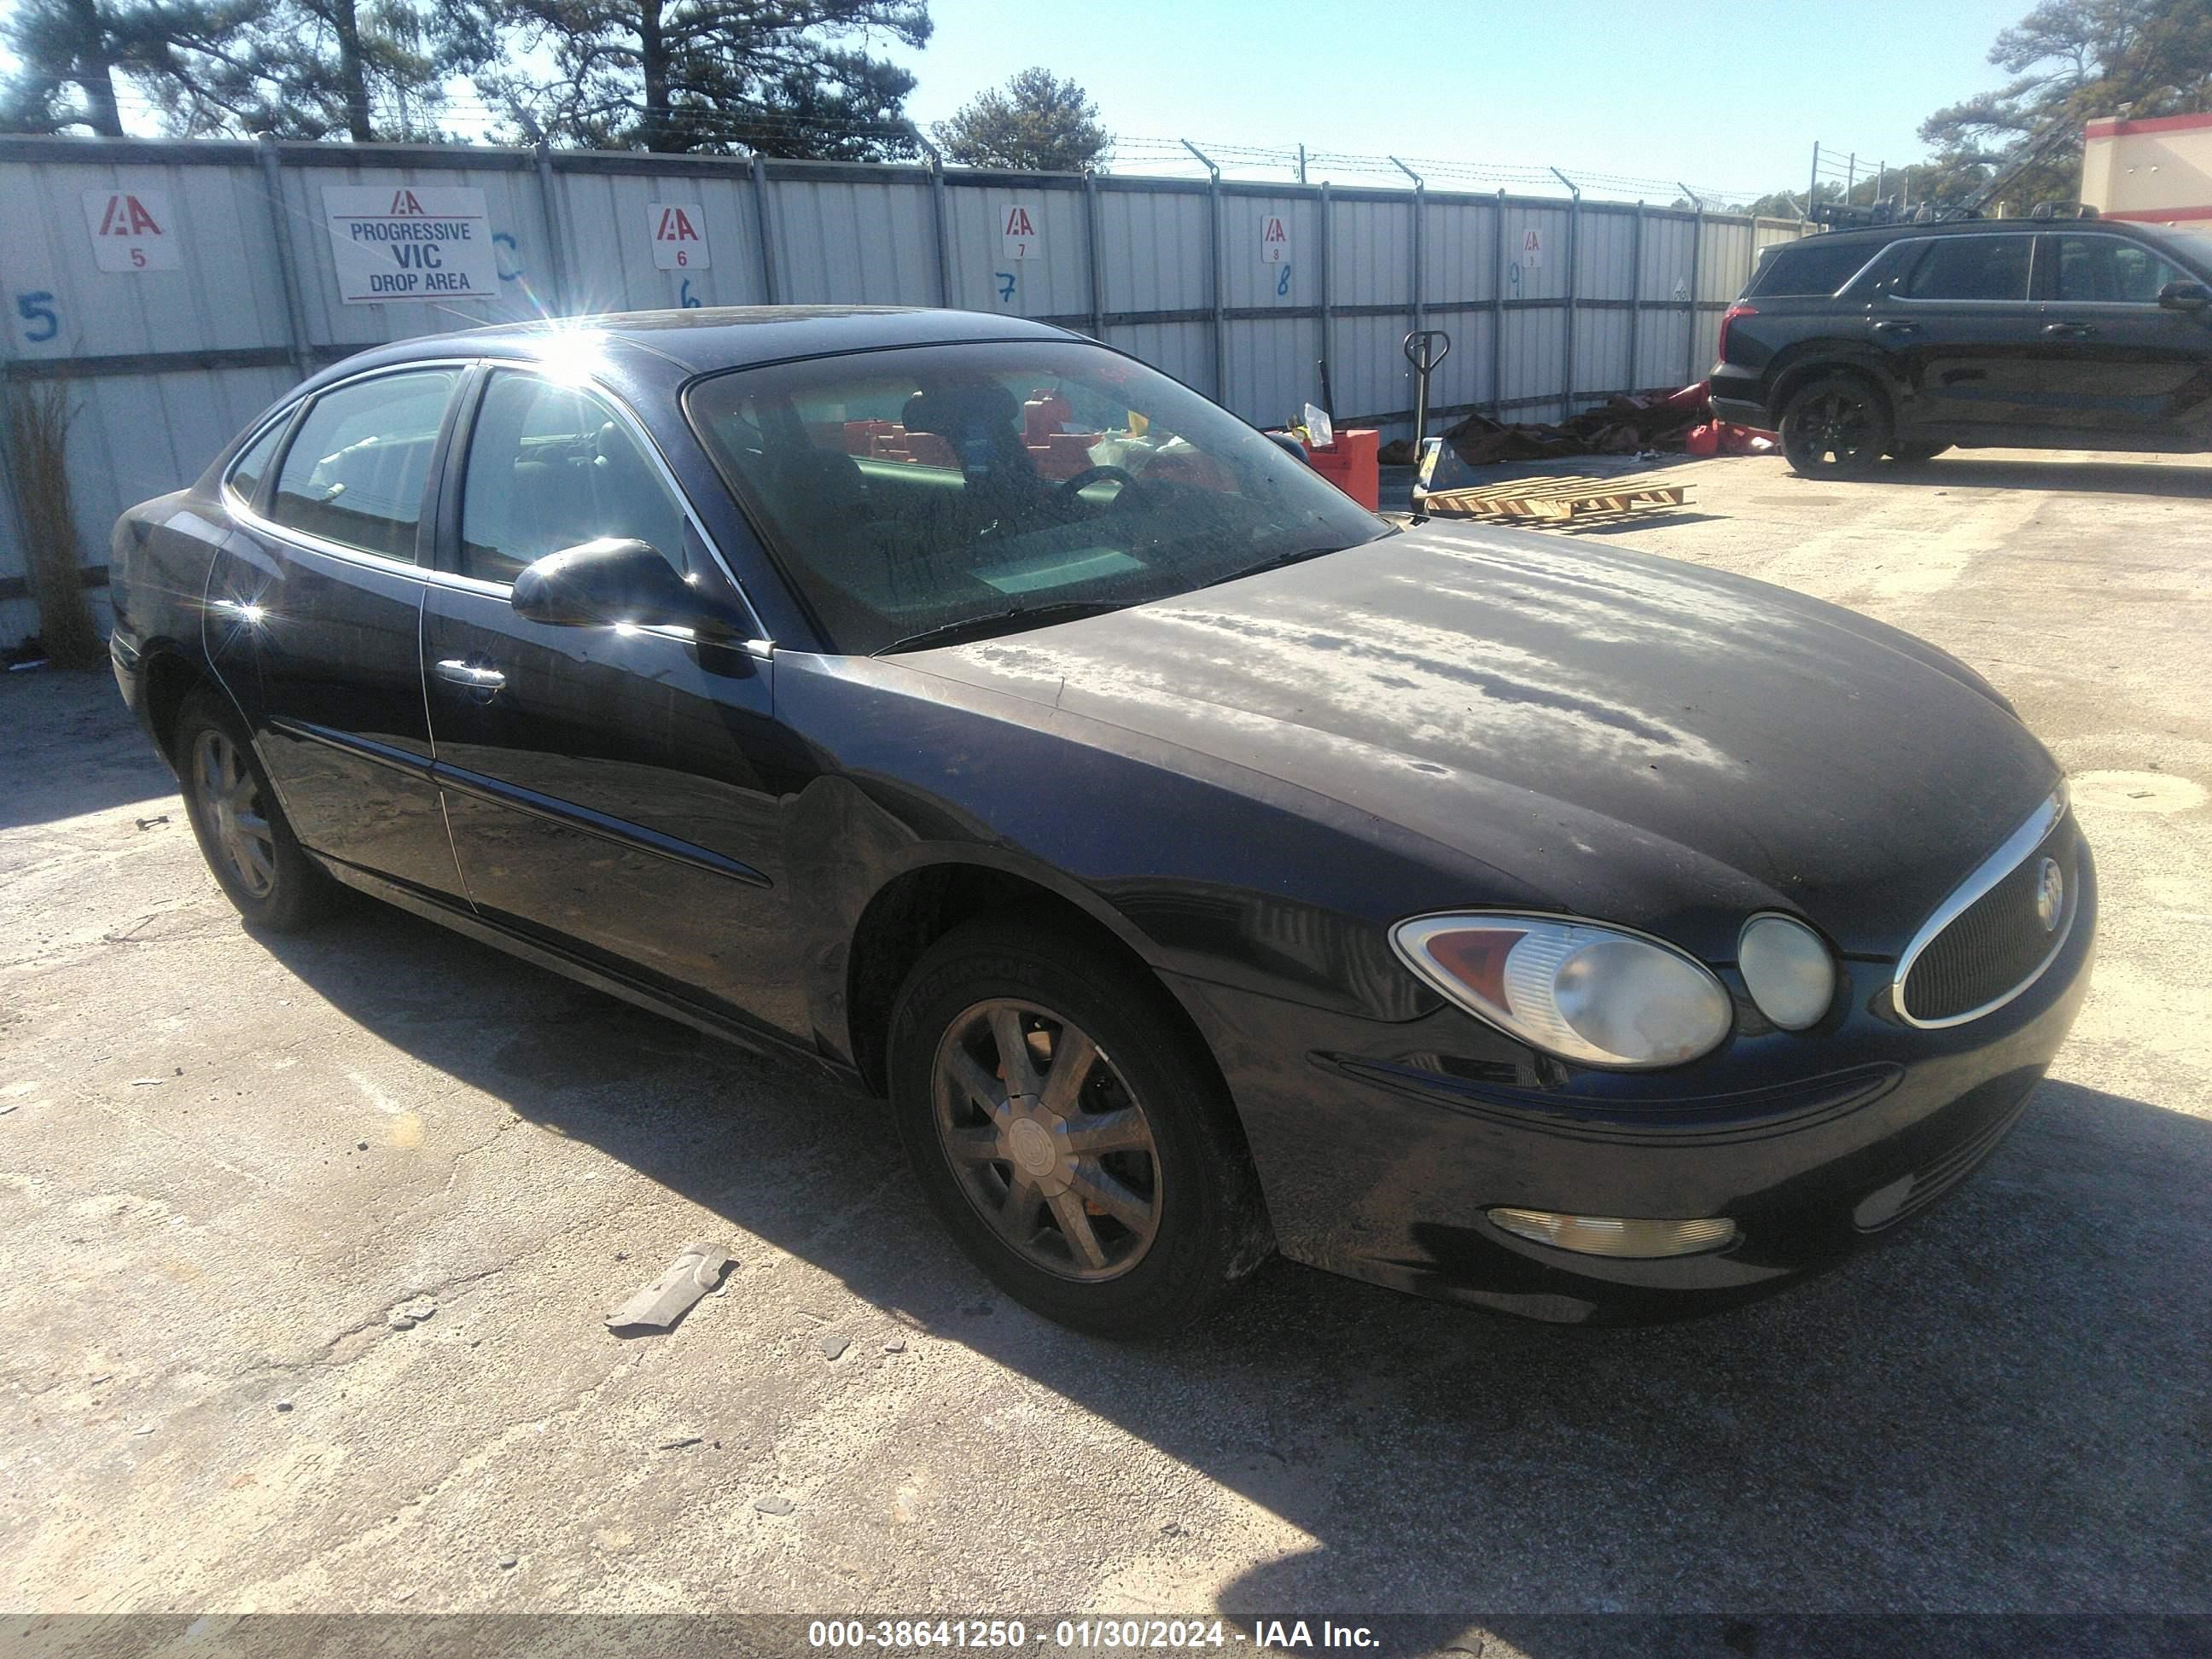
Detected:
[
  {"left": 1801, "top": 216, "right": 2151, "bottom": 249},
  {"left": 306, "top": 306, "right": 1084, "bottom": 392}
]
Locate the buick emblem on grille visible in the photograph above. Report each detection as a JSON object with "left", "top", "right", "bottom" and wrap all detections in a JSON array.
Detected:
[{"left": 2034, "top": 858, "right": 2064, "bottom": 932}]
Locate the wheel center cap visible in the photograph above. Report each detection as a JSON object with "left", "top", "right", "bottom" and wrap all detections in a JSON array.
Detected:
[{"left": 1008, "top": 1116, "right": 1058, "bottom": 1179}]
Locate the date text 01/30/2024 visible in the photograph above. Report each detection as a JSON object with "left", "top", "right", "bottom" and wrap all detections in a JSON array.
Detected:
[{"left": 804, "top": 1619, "right": 1380, "bottom": 1650}]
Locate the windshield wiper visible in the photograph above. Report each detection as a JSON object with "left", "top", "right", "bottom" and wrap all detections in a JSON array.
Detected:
[
  {"left": 1196, "top": 542, "right": 1351, "bottom": 591},
  {"left": 875, "top": 599, "right": 1130, "bottom": 656}
]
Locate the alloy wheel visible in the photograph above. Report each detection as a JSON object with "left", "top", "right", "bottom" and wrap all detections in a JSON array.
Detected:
[
  {"left": 192, "top": 727, "right": 276, "bottom": 899},
  {"left": 1788, "top": 391, "right": 1881, "bottom": 471},
  {"left": 931, "top": 998, "right": 1163, "bottom": 1282}
]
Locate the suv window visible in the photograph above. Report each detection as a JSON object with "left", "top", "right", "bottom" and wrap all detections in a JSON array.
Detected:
[
  {"left": 2052, "top": 235, "right": 2189, "bottom": 304},
  {"left": 267, "top": 370, "right": 458, "bottom": 562},
  {"left": 1746, "top": 237, "right": 1880, "bottom": 297},
  {"left": 1901, "top": 235, "right": 2033, "bottom": 302},
  {"left": 459, "top": 372, "right": 689, "bottom": 585}
]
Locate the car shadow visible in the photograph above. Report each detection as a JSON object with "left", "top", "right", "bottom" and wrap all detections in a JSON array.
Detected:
[
  {"left": 1875, "top": 456, "right": 2212, "bottom": 497},
  {"left": 242, "top": 898, "right": 2212, "bottom": 1616},
  {"left": 0, "top": 669, "right": 178, "bottom": 829}
]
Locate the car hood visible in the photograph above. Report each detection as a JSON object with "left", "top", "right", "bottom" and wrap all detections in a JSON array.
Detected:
[{"left": 904, "top": 523, "right": 2060, "bottom": 958}]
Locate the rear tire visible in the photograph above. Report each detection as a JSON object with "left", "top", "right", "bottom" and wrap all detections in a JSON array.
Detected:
[
  {"left": 1779, "top": 374, "right": 1894, "bottom": 479},
  {"left": 173, "top": 685, "right": 337, "bottom": 933},
  {"left": 888, "top": 915, "right": 1272, "bottom": 1339}
]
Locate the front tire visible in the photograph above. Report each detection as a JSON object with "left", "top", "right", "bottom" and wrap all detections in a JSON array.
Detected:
[
  {"left": 173, "top": 685, "right": 336, "bottom": 932},
  {"left": 888, "top": 916, "right": 1272, "bottom": 1338},
  {"left": 1779, "top": 374, "right": 1894, "bottom": 478}
]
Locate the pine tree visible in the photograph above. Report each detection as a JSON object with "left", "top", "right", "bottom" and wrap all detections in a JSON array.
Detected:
[
  {"left": 482, "top": 0, "right": 933, "bottom": 157},
  {"left": 0, "top": 0, "right": 265, "bottom": 136},
  {"left": 934, "top": 67, "right": 1108, "bottom": 172}
]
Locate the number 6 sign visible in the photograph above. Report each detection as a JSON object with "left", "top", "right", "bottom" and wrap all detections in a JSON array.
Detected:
[{"left": 649, "top": 203, "right": 711, "bottom": 271}]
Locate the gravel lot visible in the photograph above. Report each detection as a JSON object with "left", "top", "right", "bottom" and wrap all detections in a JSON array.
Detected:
[{"left": 3, "top": 448, "right": 2207, "bottom": 1636}]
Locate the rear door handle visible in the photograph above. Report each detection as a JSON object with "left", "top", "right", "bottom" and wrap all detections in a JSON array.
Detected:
[
  {"left": 433, "top": 658, "right": 506, "bottom": 690},
  {"left": 2043, "top": 322, "right": 2093, "bottom": 339},
  {"left": 1872, "top": 320, "right": 1920, "bottom": 336}
]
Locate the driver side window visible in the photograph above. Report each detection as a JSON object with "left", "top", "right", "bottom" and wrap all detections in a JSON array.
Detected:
[{"left": 458, "top": 372, "right": 689, "bottom": 585}]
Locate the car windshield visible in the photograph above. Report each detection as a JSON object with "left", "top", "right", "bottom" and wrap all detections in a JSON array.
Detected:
[
  {"left": 684, "top": 340, "right": 1392, "bottom": 654},
  {"left": 2160, "top": 226, "right": 2212, "bottom": 269}
]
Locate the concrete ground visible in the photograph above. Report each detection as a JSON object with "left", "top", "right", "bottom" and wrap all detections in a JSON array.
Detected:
[{"left": 2, "top": 448, "right": 2208, "bottom": 1633}]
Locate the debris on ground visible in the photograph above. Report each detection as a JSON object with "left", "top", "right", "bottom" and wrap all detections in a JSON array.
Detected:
[
  {"left": 819, "top": 1333, "right": 850, "bottom": 1361},
  {"left": 754, "top": 1494, "right": 795, "bottom": 1516},
  {"left": 1417, "top": 381, "right": 1773, "bottom": 471},
  {"left": 883, "top": 1337, "right": 906, "bottom": 1353},
  {"left": 604, "top": 1241, "right": 736, "bottom": 1334},
  {"left": 658, "top": 1435, "right": 703, "bottom": 1451},
  {"left": 134, "top": 816, "right": 168, "bottom": 830},
  {"left": 497, "top": 1554, "right": 518, "bottom": 1570},
  {"left": 387, "top": 1296, "right": 437, "bottom": 1330}
]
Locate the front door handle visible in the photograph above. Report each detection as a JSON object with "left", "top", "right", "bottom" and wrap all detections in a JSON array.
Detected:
[
  {"left": 1872, "top": 320, "right": 1920, "bottom": 336},
  {"left": 2042, "top": 322, "right": 2093, "bottom": 339},
  {"left": 434, "top": 657, "right": 507, "bottom": 691}
]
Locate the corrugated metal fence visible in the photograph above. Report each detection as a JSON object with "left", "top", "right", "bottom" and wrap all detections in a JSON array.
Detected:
[{"left": 0, "top": 133, "right": 1803, "bottom": 641}]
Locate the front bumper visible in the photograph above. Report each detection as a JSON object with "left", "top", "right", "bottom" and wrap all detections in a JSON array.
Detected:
[{"left": 1168, "top": 845, "right": 2098, "bottom": 1324}]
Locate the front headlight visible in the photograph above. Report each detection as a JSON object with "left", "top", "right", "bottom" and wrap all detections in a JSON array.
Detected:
[
  {"left": 1392, "top": 913, "right": 1733, "bottom": 1069},
  {"left": 1738, "top": 913, "right": 1837, "bottom": 1030}
]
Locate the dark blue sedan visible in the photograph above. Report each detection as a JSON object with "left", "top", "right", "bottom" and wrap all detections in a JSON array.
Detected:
[{"left": 107, "top": 307, "right": 2094, "bottom": 1335}]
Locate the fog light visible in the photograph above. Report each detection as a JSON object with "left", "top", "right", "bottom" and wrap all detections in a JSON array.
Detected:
[{"left": 1487, "top": 1207, "right": 1738, "bottom": 1258}]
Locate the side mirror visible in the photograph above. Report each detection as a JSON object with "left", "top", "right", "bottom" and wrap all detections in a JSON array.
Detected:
[
  {"left": 2157, "top": 279, "right": 2212, "bottom": 312},
  {"left": 511, "top": 538, "right": 736, "bottom": 635}
]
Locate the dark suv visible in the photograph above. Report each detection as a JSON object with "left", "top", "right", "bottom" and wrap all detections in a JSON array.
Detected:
[{"left": 1708, "top": 217, "right": 2212, "bottom": 475}]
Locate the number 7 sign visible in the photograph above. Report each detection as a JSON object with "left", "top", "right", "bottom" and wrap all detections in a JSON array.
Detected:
[{"left": 1001, "top": 203, "right": 1040, "bottom": 260}]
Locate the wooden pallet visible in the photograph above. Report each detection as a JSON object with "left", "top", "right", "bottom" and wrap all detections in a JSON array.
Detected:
[{"left": 1417, "top": 474, "right": 1691, "bottom": 524}]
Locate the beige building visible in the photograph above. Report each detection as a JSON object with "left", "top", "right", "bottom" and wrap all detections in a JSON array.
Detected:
[{"left": 2081, "top": 112, "right": 2212, "bottom": 225}]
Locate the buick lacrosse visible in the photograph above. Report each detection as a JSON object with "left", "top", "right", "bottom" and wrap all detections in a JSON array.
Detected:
[{"left": 108, "top": 307, "right": 2093, "bottom": 1335}]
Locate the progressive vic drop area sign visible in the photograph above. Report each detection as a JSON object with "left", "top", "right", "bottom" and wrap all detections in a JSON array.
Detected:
[{"left": 322, "top": 186, "right": 499, "bottom": 305}]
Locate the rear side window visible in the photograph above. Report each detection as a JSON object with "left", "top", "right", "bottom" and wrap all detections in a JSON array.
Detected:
[
  {"left": 1901, "top": 236, "right": 2033, "bottom": 302},
  {"left": 268, "top": 369, "right": 458, "bottom": 562},
  {"left": 2052, "top": 236, "right": 2189, "bottom": 304},
  {"left": 1747, "top": 238, "right": 1880, "bottom": 297},
  {"left": 457, "top": 372, "right": 690, "bottom": 585},
  {"left": 226, "top": 417, "right": 288, "bottom": 504}
]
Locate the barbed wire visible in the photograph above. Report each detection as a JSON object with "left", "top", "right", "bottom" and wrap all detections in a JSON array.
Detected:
[{"left": 105, "top": 77, "right": 1776, "bottom": 204}]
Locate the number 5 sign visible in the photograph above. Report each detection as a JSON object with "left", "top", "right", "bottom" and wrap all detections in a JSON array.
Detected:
[
  {"left": 83, "top": 189, "right": 181, "bottom": 271},
  {"left": 649, "top": 202, "right": 711, "bottom": 270}
]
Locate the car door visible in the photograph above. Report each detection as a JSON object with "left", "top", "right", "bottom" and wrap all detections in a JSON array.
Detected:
[
  {"left": 207, "top": 363, "right": 471, "bottom": 901},
  {"left": 421, "top": 365, "right": 809, "bottom": 1037},
  {"left": 2033, "top": 231, "right": 2212, "bottom": 439},
  {"left": 1867, "top": 234, "right": 2044, "bottom": 433}
]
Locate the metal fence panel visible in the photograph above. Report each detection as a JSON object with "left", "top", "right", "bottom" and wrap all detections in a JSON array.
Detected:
[{"left": 0, "top": 135, "right": 1804, "bottom": 639}]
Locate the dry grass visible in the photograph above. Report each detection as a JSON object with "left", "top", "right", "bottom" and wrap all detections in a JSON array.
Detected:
[{"left": 5, "top": 376, "right": 104, "bottom": 669}]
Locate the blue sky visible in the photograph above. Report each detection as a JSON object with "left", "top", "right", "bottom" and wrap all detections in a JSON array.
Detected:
[{"left": 888, "top": 0, "right": 2034, "bottom": 199}]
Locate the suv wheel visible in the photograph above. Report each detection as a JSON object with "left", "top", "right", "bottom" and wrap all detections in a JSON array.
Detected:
[
  {"left": 1779, "top": 375, "right": 1893, "bottom": 479},
  {"left": 887, "top": 916, "right": 1272, "bottom": 1338},
  {"left": 173, "top": 685, "right": 338, "bottom": 932}
]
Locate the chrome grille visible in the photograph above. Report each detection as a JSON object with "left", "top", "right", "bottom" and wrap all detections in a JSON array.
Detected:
[{"left": 1897, "top": 793, "right": 2075, "bottom": 1027}]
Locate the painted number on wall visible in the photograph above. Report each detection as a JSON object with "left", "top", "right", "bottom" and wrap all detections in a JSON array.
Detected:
[
  {"left": 15, "top": 292, "right": 59, "bottom": 343},
  {"left": 1001, "top": 203, "right": 1040, "bottom": 260},
  {"left": 83, "top": 189, "right": 182, "bottom": 271},
  {"left": 649, "top": 201, "right": 710, "bottom": 270}
]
